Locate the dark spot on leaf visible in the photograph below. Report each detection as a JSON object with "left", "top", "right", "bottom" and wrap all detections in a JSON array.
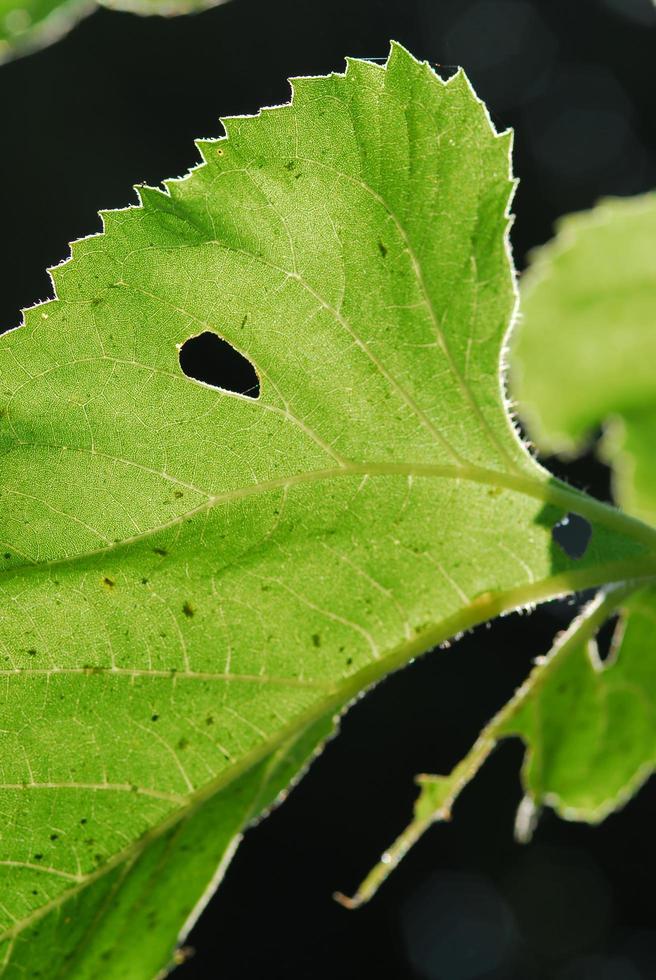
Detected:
[
  {"left": 102, "top": 577, "right": 115, "bottom": 588},
  {"left": 141, "top": 578, "right": 149, "bottom": 585},
  {"left": 49, "top": 834, "right": 58, "bottom": 841},
  {"left": 346, "top": 657, "right": 353, "bottom": 666},
  {"left": 174, "top": 491, "right": 184, "bottom": 498},
  {"left": 34, "top": 854, "right": 43, "bottom": 861},
  {"left": 28, "top": 649, "right": 37, "bottom": 656},
  {"left": 552, "top": 513, "right": 592, "bottom": 559},
  {"left": 151, "top": 714, "right": 159, "bottom": 722},
  {"left": 3, "top": 553, "right": 10, "bottom": 560},
  {"left": 91, "top": 297, "right": 102, "bottom": 307},
  {"left": 312, "top": 633, "right": 321, "bottom": 647},
  {"left": 80, "top": 818, "right": 87, "bottom": 825},
  {"left": 182, "top": 601, "right": 195, "bottom": 618},
  {"left": 153, "top": 547, "right": 168, "bottom": 557},
  {"left": 179, "top": 331, "right": 260, "bottom": 398},
  {"left": 177, "top": 737, "right": 189, "bottom": 750},
  {"left": 205, "top": 715, "right": 214, "bottom": 726},
  {"left": 378, "top": 240, "right": 388, "bottom": 258}
]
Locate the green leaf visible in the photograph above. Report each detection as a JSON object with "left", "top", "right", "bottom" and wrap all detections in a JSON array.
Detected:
[
  {"left": 512, "top": 193, "right": 656, "bottom": 524},
  {"left": 341, "top": 582, "right": 656, "bottom": 908},
  {"left": 499, "top": 585, "right": 656, "bottom": 823},
  {"left": 0, "top": 714, "right": 334, "bottom": 978},
  {"left": 0, "top": 0, "right": 90, "bottom": 63},
  {"left": 0, "top": 44, "right": 653, "bottom": 974},
  {"left": 0, "top": 0, "right": 227, "bottom": 65}
]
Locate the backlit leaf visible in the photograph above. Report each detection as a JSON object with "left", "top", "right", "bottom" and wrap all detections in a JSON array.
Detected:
[{"left": 0, "top": 45, "right": 652, "bottom": 975}]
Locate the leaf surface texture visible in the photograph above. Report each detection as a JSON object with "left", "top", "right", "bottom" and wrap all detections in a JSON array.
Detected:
[{"left": 0, "top": 45, "right": 651, "bottom": 976}]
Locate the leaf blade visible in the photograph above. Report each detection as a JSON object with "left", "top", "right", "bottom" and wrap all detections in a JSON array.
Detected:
[{"left": 0, "top": 45, "right": 652, "bottom": 975}]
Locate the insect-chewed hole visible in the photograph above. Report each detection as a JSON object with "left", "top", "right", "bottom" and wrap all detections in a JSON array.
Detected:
[
  {"left": 178, "top": 331, "right": 260, "bottom": 398},
  {"left": 596, "top": 613, "right": 621, "bottom": 666},
  {"left": 552, "top": 512, "right": 592, "bottom": 560}
]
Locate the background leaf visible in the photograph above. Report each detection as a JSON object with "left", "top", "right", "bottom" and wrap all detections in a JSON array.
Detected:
[
  {"left": 512, "top": 193, "right": 656, "bottom": 525},
  {"left": 0, "top": 0, "right": 227, "bottom": 64}
]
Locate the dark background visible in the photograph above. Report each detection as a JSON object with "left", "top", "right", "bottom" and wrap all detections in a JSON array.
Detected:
[{"left": 2, "top": 0, "right": 655, "bottom": 977}]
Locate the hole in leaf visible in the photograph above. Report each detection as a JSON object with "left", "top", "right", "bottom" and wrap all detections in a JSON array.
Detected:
[
  {"left": 179, "top": 331, "right": 259, "bottom": 398},
  {"left": 596, "top": 614, "right": 621, "bottom": 665},
  {"left": 552, "top": 512, "right": 591, "bottom": 559}
]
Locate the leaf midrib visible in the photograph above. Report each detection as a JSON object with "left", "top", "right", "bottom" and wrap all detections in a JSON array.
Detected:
[
  {"left": 3, "top": 551, "right": 656, "bottom": 950},
  {"left": 5, "top": 458, "right": 656, "bottom": 579}
]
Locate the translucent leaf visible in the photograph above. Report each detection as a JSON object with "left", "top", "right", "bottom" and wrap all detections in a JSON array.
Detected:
[
  {"left": 0, "top": 45, "right": 653, "bottom": 974},
  {"left": 512, "top": 193, "right": 656, "bottom": 524}
]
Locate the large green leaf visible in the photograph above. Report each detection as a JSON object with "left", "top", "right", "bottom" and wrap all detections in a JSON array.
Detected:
[{"left": 1, "top": 45, "right": 654, "bottom": 975}]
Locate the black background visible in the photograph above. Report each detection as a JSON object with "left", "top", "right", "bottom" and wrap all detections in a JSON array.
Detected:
[{"left": 1, "top": 1, "right": 655, "bottom": 977}]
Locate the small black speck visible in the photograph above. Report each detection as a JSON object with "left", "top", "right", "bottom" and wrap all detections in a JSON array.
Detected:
[
  {"left": 311, "top": 633, "right": 321, "bottom": 648},
  {"left": 34, "top": 854, "right": 43, "bottom": 861},
  {"left": 151, "top": 714, "right": 159, "bottom": 722},
  {"left": 378, "top": 240, "right": 388, "bottom": 258},
  {"left": 3, "top": 553, "right": 10, "bottom": 560},
  {"left": 346, "top": 657, "right": 353, "bottom": 666},
  {"left": 28, "top": 648, "right": 37, "bottom": 657},
  {"left": 205, "top": 715, "right": 214, "bottom": 726},
  {"left": 80, "top": 818, "right": 87, "bottom": 825},
  {"left": 141, "top": 577, "right": 149, "bottom": 585},
  {"left": 174, "top": 491, "right": 184, "bottom": 499},
  {"left": 103, "top": 577, "right": 115, "bottom": 588},
  {"left": 153, "top": 547, "right": 168, "bottom": 557},
  {"left": 177, "top": 737, "right": 189, "bottom": 750},
  {"left": 182, "top": 601, "right": 195, "bottom": 618},
  {"left": 49, "top": 834, "right": 59, "bottom": 841}
]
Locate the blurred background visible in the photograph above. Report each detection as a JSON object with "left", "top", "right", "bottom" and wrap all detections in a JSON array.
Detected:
[{"left": 1, "top": 0, "right": 655, "bottom": 977}]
